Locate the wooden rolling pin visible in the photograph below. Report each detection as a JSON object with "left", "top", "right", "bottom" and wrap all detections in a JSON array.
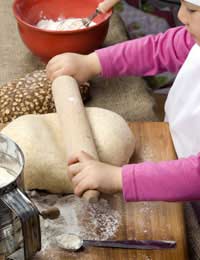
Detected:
[{"left": 52, "top": 76, "right": 100, "bottom": 202}]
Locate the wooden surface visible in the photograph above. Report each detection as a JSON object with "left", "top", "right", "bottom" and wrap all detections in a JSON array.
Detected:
[
  {"left": 33, "top": 122, "right": 187, "bottom": 260},
  {"left": 0, "top": 122, "right": 188, "bottom": 259}
]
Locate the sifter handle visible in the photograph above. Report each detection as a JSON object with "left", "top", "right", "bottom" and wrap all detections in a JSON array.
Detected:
[{"left": 40, "top": 207, "right": 60, "bottom": 219}]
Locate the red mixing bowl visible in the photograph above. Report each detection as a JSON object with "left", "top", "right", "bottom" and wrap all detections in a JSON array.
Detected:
[{"left": 13, "top": 0, "right": 112, "bottom": 62}]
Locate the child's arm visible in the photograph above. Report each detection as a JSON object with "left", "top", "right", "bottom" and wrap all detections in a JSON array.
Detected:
[
  {"left": 68, "top": 151, "right": 200, "bottom": 202},
  {"left": 122, "top": 153, "right": 200, "bottom": 202},
  {"left": 46, "top": 26, "right": 194, "bottom": 82},
  {"left": 46, "top": 52, "right": 101, "bottom": 82},
  {"left": 96, "top": 26, "right": 195, "bottom": 78}
]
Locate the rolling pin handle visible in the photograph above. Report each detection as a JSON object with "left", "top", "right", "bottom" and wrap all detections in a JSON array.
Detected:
[{"left": 82, "top": 190, "right": 100, "bottom": 203}]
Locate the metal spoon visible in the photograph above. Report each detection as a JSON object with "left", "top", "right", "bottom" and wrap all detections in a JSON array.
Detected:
[
  {"left": 82, "top": 0, "right": 120, "bottom": 27},
  {"left": 56, "top": 233, "right": 176, "bottom": 251},
  {"left": 59, "top": 0, "right": 119, "bottom": 30}
]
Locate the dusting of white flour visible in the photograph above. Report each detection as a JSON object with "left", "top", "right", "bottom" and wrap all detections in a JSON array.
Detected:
[
  {"left": 36, "top": 18, "right": 96, "bottom": 31},
  {"left": 30, "top": 192, "right": 121, "bottom": 251},
  {"left": 56, "top": 233, "right": 83, "bottom": 251}
]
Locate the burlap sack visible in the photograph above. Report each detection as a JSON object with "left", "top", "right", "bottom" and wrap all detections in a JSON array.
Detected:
[
  {"left": 88, "top": 76, "right": 156, "bottom": 121},
  {"left": 0, "top": 0, "right": 45, "bottom": 85}
]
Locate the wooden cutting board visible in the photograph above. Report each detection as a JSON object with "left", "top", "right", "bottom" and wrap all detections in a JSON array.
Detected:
[
  {"left": 0, "top": 122, "right": 188, "bottom": 260},
  {"left": 34, "top": 122, "right": 188, "bottom": 260}
]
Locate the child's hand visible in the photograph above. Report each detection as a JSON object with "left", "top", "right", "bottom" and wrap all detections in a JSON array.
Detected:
[
  {"left": 46, "top": 52, "right": 101, "bottom": 83},
  {"left": 68, "top": 151, "right": 122, "bottom": 197}
]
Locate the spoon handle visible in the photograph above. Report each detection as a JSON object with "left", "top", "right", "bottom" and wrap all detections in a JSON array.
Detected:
[
  {"left": 98, "top": 0, "right": 120, "bottom": 13},
  {"left": 83, "top": 239, "right": 176, "bottom": 250}
]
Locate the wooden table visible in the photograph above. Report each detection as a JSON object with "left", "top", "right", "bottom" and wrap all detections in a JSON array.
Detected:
[{"left": 32, "top": 122, "right": 187, "bottom": 260}]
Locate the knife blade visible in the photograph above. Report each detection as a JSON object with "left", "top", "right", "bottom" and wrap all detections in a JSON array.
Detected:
[{"left": 83, "top": 239, "right": 176, "bottom": 250}]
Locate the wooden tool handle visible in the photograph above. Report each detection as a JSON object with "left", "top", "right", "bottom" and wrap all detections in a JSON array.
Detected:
[
  {"left": 40, "top": 207, "right": 60, "bottom": 219},
  {"left": 98, "top": 0, "right": 119, "bottom": 13},
  {"left": 52, "top": 76, "right": 100, "bottom": 202}
]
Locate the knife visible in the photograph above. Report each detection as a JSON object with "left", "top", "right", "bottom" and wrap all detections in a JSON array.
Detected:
[{"left": 83, "top": 239, "right": 176, "bottom": 250}]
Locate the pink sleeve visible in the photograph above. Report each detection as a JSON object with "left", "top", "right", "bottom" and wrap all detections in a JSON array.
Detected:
[
  {"left": 96, "top": 26, "right": 195, "bottom": 78},
  {"left": 122, "top": 153, "right": 200, "bottom": 202}
]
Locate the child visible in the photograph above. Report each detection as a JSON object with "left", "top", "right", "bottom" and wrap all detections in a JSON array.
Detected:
[{"left": 46, "top": 0, "right": 200, "bottom": 202}]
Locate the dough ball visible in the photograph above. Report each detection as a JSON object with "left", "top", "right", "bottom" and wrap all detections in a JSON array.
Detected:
[{"left": 2, "top": 107, "right": 135, "bottom": 193}]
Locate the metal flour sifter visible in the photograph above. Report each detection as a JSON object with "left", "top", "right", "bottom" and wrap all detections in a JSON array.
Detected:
[{"left": 0, "top": 133, "right": 60, "bottom": 259}]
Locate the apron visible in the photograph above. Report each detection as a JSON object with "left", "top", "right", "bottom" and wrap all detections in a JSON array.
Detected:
[{"left": 165, "top": 44, "right": 200, "bottom": 158}]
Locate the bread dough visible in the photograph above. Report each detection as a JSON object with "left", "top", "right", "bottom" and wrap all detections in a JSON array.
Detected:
[{"left": 2, "top": 107, "right": 135, "bottom": 193}]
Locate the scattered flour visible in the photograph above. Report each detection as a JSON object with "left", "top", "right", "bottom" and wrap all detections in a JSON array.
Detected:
[
  {"left": 36, "top": 18, "right": 96, "bottom": 31},
  {"left": 30, "top": 193, "right": 121, "bottom": 251}
]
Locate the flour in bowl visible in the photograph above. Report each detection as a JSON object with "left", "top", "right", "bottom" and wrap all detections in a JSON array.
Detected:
[
  {"left": 0, "top": 167, "right": 15, "bottom": 188},
  {"left": 36, "top": 18, "right": 96, "bottom": 31}
]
